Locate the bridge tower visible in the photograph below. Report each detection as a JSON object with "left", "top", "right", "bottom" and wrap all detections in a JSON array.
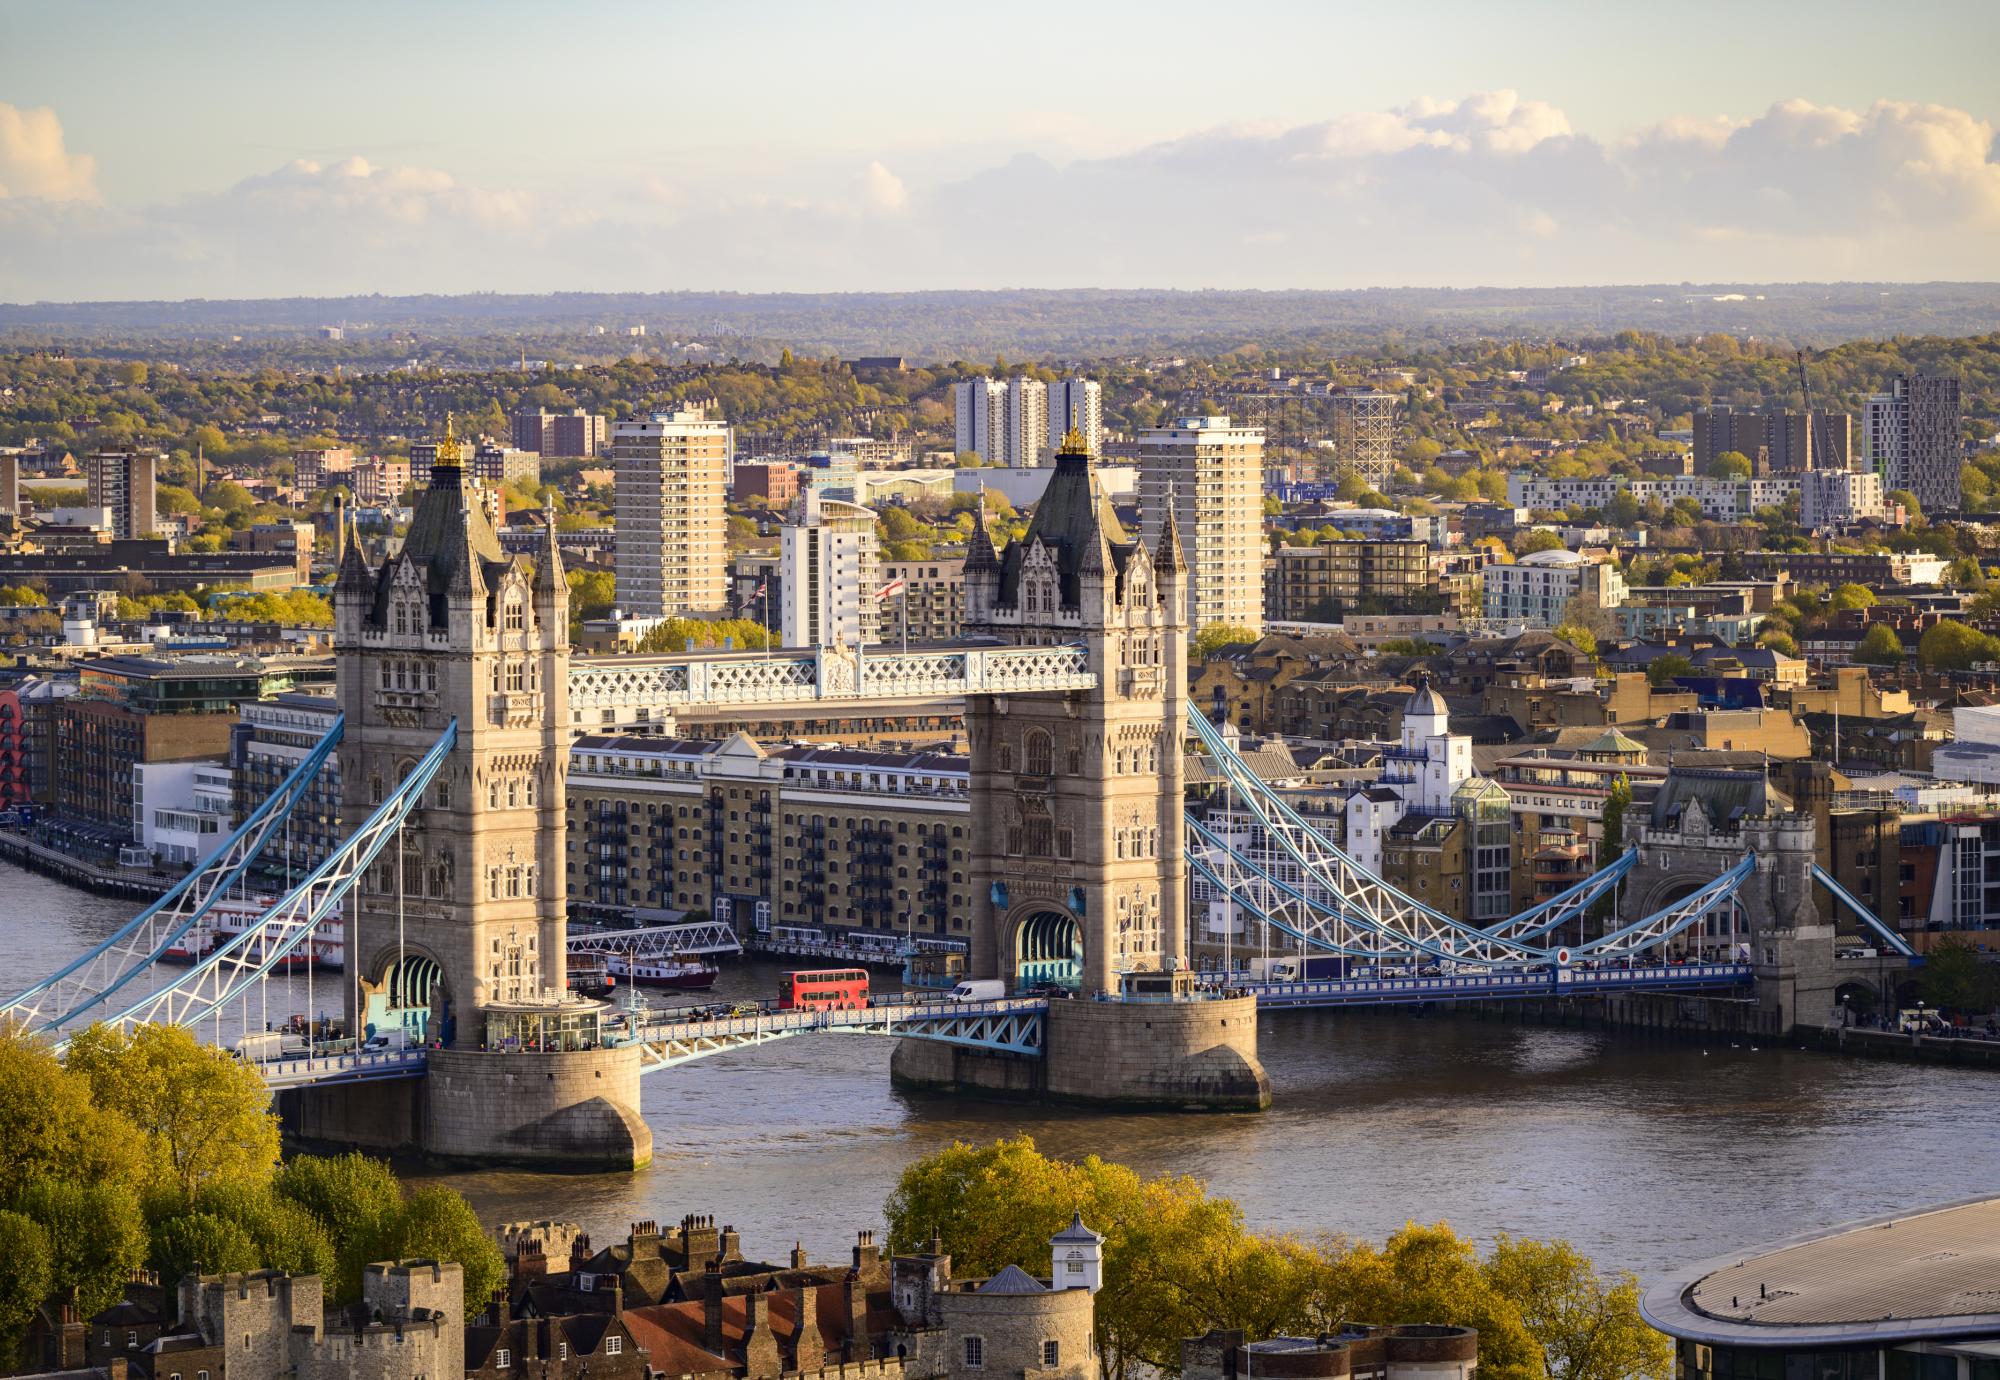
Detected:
[
  {"left": 961, "top": 430, "right": 1189, "bottom": 995},
  {"left": 300, "top": 432, "right": 650, "bottom": 1169},
  {"left": 892, "top": 432, "right": 1267, "bottom": 1108}
]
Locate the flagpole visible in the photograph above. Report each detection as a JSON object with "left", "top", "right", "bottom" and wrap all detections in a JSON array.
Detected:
[{"left": 901, "top": 585, "right": 909, "bottom": 656}]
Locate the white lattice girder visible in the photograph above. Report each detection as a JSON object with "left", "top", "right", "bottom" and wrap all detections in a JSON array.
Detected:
[
  {"left": 567, "top": 919, "right": 744, "bottom": 959},
  {"left": 70, "top": 721, "right": 458, "bottom": 1041},
  {"left": 623, "top": 997, "right": 1047, "bottom": 1072},
  {"left": 567, "top": 643, "right": 1094, "bottom": 713},
  {"left": 6, "top": 714, "right": 346, "bottom": 1032}
]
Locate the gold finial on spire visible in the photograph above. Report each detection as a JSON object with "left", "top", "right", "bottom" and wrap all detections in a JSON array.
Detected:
[
  {"left": 437, "top": 412, "right": 463, "bottom": 465},
  {"left": 1059, "top": 426, "right": 1088, "bottom": 456}
]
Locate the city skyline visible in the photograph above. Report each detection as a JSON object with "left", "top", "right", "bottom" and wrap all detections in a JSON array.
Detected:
[{"left": 3, "top": 0, "right": 1999, "bottom": 300}]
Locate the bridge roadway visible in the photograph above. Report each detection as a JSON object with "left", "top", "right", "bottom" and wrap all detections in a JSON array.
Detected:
[{"left": 248, "top": 964, "right": 1753, "bottom": 1088}]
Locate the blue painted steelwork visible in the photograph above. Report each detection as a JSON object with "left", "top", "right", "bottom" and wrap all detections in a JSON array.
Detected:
[
  {"left": 1811, "top": 865, "right": 1919, "bottom": 958},
  {"left": 5, "top": 714, "right": 346, "bottom": 1031},
  {"left": 1247, "top": 962, "right": 1753, "bottom": 1009},
  {"left": 257, "top": 1048, "right": 428, "bottom": 1089},
  {"left": 78, "top": 721, "right": 458, "bottom": 1040},
  {"left": 616, "top": 996, "right": 1049, "bottom": 1072}
]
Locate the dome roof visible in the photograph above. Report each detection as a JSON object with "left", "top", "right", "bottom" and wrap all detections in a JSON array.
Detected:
[
  {"left": 1519, "top": 548, "right": 1586, "bottom": 567},
  {"left": 1406, "top": 677, "right": 1448, "bottom": 718}
]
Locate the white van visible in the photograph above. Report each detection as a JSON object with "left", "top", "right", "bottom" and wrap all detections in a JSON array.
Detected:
[{"left": 949, "top": 979, "right": 1008, "bottom": 1002}]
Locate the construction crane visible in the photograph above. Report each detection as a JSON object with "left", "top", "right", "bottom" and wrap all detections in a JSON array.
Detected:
[{"left": 1796, "top": 349, "right": 1842, "bottom": 470}]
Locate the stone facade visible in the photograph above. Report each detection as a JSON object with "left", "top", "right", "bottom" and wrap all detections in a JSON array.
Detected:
[
  {"left": 962, "top": 436, "right": 1190, "bottom": 995},
  {"left": 167, "top": 1260, "right": 461, "bottom": 1380},
  {"left": 330, "top": 432, "right": 648, "bottom": 1171}
]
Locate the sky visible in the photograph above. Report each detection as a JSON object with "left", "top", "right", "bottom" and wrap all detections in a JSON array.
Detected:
[{"left": 2, "top": 0, "right": 1998, "bottom": 301}]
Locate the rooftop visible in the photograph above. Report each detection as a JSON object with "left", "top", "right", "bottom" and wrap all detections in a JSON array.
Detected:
[{"left": 1642, "top": 1196, "right": 2000, "bottom": 1347}]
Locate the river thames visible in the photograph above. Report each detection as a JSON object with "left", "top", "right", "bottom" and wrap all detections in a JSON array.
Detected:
[{"left": 10, "top": 860, "right": 1996, "bottom": 1277}]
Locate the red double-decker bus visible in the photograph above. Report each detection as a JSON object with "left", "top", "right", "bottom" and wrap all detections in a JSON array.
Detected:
[{"left": 778, "top": 968, "right": 870, "bottom": 1011}]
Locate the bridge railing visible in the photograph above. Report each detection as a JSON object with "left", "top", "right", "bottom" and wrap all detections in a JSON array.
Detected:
[
  {"left": 1247, "top": 963, "right": 1753, "bottom": 1006},
  {"left": 622, "top": 995, "right": 1046, "bottom": 1044},
  {"left": 255, "top": 1048, "right": 428, "bottom": 1089}
]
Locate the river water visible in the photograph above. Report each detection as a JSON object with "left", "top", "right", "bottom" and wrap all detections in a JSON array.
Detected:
[{"left": 8, "top": 862, "right": 1995, "bottom": 1279}]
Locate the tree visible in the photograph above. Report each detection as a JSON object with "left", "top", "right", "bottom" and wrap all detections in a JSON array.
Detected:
[
  {"left": 1758, "top": 630, "right": 1798, "bottom": 657},
  {"left": 1520, "top": 530, "right": 1566, "bottom": 555},
  {"left": 1483, "top": 1235, "right": 1671, "bottom": 1380},
  {"left": 1887, "top": 489, "right": 1922, "bottom": 524},
  {"left": 1599, "top": 776, "right": 1631, "bottom": 872},
  {"left": 1706, "top": 451, "right": 1753, "bottom": 479},
  {"left": 0, "top": 1034, "right": 145, "bottom": 1197},
  {"left": 1917, "top": 937, "right": 1999, "bottom": 1017},
  {"left": 273, "top": 1153, "right": 405, "bottom": 1301},
  {"left": 150, "top": 1211, "right": 262, "bottom": 1290},
  {"left": 1193, "top": 623, "right": 1260, "bottom": 659},
  {"left": 64, "top": 1023, "right": 282, "bottom": 1209},
  {"left": 0, "top": 585, "right": 47, "bottom": 607},
  {"left": 0, "top": 1210, "right": 52, "bottom": 1362},
  {"left": 1853, "top": 624, "right": 1905, "bottom": 665},
  {"left": 191, "top": 1181, "right": 338, "bottom": 1279},
  {"left": 1552, "top": 623, "right": 1598, "bottom": 658},
  {"left": 1646, "top": 653, "right": 1693, "bottom": 687},
  {"left": 1919, "top": 620, "right": 2000, "bottom": 671},
  {"left": 14, "top": 1176, "right": 148, "bottom": 1319},
  {"left": 390, "top": 1186, "right": 506, "bottom": 1313},
  {"left": 1826, "top": 583, "right": 1876, "bottom": 612}
]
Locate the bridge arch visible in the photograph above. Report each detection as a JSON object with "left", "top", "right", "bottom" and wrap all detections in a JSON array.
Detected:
[
  {"left": 363, "top": 942, "right": 454, "bottom": 1046},
  {"left": 1013, "top": 909, "right": 1082, "bottom": 992}
]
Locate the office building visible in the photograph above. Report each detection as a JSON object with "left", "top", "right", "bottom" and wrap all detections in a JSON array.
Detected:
[
  {"left": 350, "top": 456, "right": 412, "bottom": 506},
  {"left": 53, "top": 656, "right": 283, "bottom": 835},
  {"left": 1482, "top": 549, "right": 1627, "bottom": 628},
  {"left": 567, "top": 735, "right": 976, "bottom": 948},
  {"left": 732, "top": 461, "right": 800, "bottom": 507},
  {"left": 954, "top": 377, "right": 1047, "bottom": 465},
  {"left": 1139, "top": 416, "right": 1266, "bottom": 636},
  {"left": 1267, "top": 540, "right": 1441, "bottom": 623},
  {"left": 471, "top": 441, "right": 541, "bottom": 487},
  {"left": 511, "top": 409, "right": 556, "bottom": 454},
  {"left": 779, "top": 489, "right": 881, "bottom": 648},
  {"left": 294, "top": 447, "right": 356, "bottom": 493},
  {"left": 85, "top": 450, "right": 157, "bottom": 539},
  {"left": 1693, "top": 406, "right": 1852, "bottom": 473},
  {"left": 879, "top": 557, "right": 964, "bottom": 642},
  {"left": 1864, "top": 373, "right": 1962, "bottom": 514},
  {"left": 1799, "top": 468, "right": 1888, "bottom": 530},
  {"left": 231, "top": 691, "right": 342, "bottom": 879},
  {"left": 954, "top": 378, "right": 1006, "bottom": 461},
  {"left": 1049, "top": 378, "right": 1103, "bottom": 458},
  {"left": 551, "top": 409, "right": 608, "bottom": 458},
  {"left": 613, "top": 407, "right": 732, "bottom": 618},
  {"left": 0, "top": 449, "right": 16, "bottom": 516}
]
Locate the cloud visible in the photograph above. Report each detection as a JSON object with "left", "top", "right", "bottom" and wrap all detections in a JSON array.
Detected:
[
  {"left": 0, "top": 103, "right": 98, "bottom": 202},
  {"left": 2, "top": 92, "right": 1998, "bottom": 298},
  {"left": 859, "top": 161, "right": 908, "bottom": 215}
]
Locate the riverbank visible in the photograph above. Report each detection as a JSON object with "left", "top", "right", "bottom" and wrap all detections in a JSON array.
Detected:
[{"left": 0, "top": 829, "right": 171, "bottom": 900}]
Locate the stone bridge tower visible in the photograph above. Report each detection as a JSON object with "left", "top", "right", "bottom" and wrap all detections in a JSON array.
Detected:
[
  {"left": 894, "top": 434, "right": 1266, "bottom": 1108},
  {"left": 331, "top": 429, "right": 571, "bottom": 1042},
  {"left": 303, "top": 430, "right": 650, "bottom": 1169},
  {"left": 958, "top": 431, "right": 1189, "bottom": 996},
  {"left": 1622, "top": 778, "right": 1837, "bottom": 1035}
]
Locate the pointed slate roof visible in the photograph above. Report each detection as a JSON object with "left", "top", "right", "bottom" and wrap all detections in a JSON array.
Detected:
[
  {"left": 377, "top": 459, "right": 513, "bottom": 628},
  {"left": 1052, "top": 1212, "right": 1104, "bottom": 1245},
  {"left": 975, "top": 1265, "right": 1048, "bottom": 1295},
  {"left": 996, "top": 448, "right": 1135, "bottom": 609}
]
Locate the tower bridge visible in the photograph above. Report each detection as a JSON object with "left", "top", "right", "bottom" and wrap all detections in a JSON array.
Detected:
[{"left": 3, "top": 435, "right": 1911, "bottom": 1171}]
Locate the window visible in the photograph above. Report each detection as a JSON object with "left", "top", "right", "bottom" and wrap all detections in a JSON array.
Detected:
[
  {"left": 964, "top": 1337, "right": 984, "bottom": 1369},
  {"left": 495, "top": 1348, "right": 511, "bottom": 1369},
  {"left": 604, "top": 1337, "right": 623, "bottom": 1356},
  {"left": 1044, "top": 1341, "right": 1061, "bottom": 1367}
]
